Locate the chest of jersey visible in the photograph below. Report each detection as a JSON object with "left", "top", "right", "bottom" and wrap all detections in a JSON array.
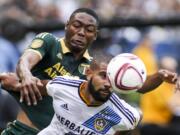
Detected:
[
  {"left": 52, "top": 89, "right": 123, "bottom": 135},
  {"left": 30, "top": 35, "right": 91, "bottom": 80},
  {"left": 32, "top": 53, "right": 89, "bottom": 80}
]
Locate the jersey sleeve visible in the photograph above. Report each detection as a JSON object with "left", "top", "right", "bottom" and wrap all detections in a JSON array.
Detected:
[
  {"left": 110, "top": 94, "right": 141, "bottom": 131},
  {"left": 46, "top": 80, "right": 56, "bottom": 97},
  {"left": 26, "top": 32, "right": 56, "bottom": 58}
]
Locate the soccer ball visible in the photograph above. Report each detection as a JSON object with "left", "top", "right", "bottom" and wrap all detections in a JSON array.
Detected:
[{"left": 107, "top": 53, "right": 147, "bottom": 94}]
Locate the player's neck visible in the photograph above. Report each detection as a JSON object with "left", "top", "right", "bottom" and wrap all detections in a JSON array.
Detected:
[
  {"left": 80, "top": 82, "right": 103, "bottom": 106},
  {"left": 73, "top": 51, "right": 84, "bottom": 60}
]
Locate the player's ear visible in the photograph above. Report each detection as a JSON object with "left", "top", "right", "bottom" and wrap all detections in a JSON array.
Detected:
[
  {"left": 85, "top": 67, "right": 92, "bottom": 75},
  {"left": 85, "top": 67, "right": 93, "bottom": 80},
  {"left": 93, "top": 30, "right": 99, "bottom": 41},
  {"left": 65, "top": 21, "right": 69, "bottom": 30}
]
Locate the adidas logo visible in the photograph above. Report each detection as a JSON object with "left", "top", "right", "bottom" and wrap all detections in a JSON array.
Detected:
[{"left": 60, "top": 104, "right": 69, "bottom": 110}]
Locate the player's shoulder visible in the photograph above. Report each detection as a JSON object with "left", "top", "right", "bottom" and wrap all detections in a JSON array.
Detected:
[
  {"left": 109, "top": 93, "right": 141, "bottom": 127},
  {"left": 50, "top": 76, "right": 85, "bottom": 88},
  {"left": 34, "top": 32, "right": 59, "bottom": 43},
  {"left": 109, "top": 93, "right": 137, "bottom": 112},
  {"left": 109, "top": 93, "right": 124, "bottom": 104},
  {"left": 36, "top": 32, "right": 54, "bottom": 39}
]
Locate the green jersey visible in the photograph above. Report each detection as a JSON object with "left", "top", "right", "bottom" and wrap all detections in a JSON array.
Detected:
[{"left": 9, "top": 32, "right": 92, "bottom": 130}]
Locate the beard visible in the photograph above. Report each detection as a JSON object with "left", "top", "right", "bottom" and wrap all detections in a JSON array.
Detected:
[{"left": 88, "top": 78, "right": 111, "bottom": 102}]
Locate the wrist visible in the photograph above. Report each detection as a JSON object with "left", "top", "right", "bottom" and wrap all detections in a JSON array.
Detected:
[
  {"left": 14, "top": 83, "right": 21, "bottom": 91},
  {"left": 19, "top": 71, "right": 32, "bottom": 81},
  {"left": 157, "top": 69, "right": 166, "bottom": 81},
  {"left": 157, "top": 71, "right": 163, "bottom": 79}
]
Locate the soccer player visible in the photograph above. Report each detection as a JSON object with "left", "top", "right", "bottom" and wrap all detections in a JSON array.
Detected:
[
  {"left": 0, "top": 58, "right": 178, "bottom": 135},
  {"left": 1, "top": 8, "right": 99, "bottom": 135},
  {"left": 0, "top": 60, "right": 142, "bottom": 135},
  {"left": 38, "top": 60, "right": 142, "bottom": 135}
]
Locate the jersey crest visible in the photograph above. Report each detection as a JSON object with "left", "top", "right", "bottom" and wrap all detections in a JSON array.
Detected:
[
  {"left": 78, "top": 63, "right": 90, "bottom": 75},
  {"left": 82, "top": 106, "right": 121, "bottom": 134}
]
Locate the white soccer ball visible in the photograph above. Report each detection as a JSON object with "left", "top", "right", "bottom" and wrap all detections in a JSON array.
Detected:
[{"left": 107, "top": 53, "right": 147, "bottom": 94}]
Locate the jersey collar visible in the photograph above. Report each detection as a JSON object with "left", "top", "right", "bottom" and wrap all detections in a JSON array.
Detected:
[
  {"left": 59, "top": 38, "right": 92, "bottom": 60},
  {"left": 79, "top": 82, "right": 101, "bottom": 107}
]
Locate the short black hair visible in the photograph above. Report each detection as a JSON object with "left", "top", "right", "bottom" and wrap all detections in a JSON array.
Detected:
[
  {"left": 90, "top": 53, "right": 113, "bottom": 71},
  {"left": 69, "top": 8, "right": 99, "bottom": 27}
]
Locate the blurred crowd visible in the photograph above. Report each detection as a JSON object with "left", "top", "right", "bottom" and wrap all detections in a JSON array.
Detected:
[
  {"left": 1, "top": 0, "right": 180, "bottom": 135},
  {"left": 0, "top": 0, "right": 180, "bottom": 22},
  {"left": 0, "top": 0, "right": 180, "bottom": 59}
]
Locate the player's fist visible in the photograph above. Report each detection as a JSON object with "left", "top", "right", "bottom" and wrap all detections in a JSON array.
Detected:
[{"left": 158, "top": 69, "right": 177, "bottom": 84}]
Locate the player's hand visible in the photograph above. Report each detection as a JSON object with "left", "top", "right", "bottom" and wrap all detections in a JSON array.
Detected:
[
  {"left": 20, "top": 74, "right": 43, "bottom": 106},
  {"left": 0, "top": 72, "right": 20, "bottom": 91},
  {"left": 158, "top": 69, "right": 177, "bottom": 84}
]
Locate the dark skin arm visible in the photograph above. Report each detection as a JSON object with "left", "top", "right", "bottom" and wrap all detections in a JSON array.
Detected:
[
  {"left": 138, "top": 69, "right": 177, "bottom": 93},
  {"left": 16, "top": 50, "right": 43, "bottom": 106},
  {"left": 0, "top": 73, "right": 48, "bottom": 96}
]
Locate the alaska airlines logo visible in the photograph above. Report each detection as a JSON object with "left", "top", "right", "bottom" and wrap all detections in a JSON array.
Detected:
[
  {"left": 44, "top": 62, "right": 86, "bottom": 79},
  {"left": 44, "top": 63, "right": 72, "bottom": 78},
  {"left": 82, "top": 106, "right": 121, "bottom": 134}
]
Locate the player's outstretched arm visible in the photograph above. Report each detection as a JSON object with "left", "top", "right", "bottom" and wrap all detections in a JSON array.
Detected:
[
  {"left": 0, "top": 72, "right": 49, "bottom": 97},
  {"left": 17, "top": 51, "right": 43, "bottom": 106},
  {"left": 137, "top": 69, "right": 178, "bottom": 94}
]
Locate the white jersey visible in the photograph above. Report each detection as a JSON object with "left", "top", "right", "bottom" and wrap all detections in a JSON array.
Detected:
[{"left": 38, "top": 76, "right": 141, "bottom": 135}]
